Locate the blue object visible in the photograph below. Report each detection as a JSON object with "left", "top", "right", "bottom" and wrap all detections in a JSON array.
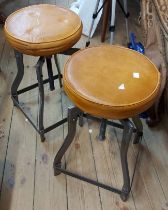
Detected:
[
  {"left": 128, "top": 33, "right": 147, "bottom": 119},
  {"left": 128, "top": 32, "right": 145, "bottom": 55}
]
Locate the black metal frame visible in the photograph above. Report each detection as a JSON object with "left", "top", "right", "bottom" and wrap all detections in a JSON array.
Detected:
[
  {"left": 11, "top": 49, "right": 79, "bottom": 142},
  {"left": 53, "top": 106, "right": 143, "bottom": 201}
]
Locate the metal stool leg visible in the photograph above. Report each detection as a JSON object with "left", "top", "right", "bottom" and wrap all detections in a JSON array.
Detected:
[
  {"left": 53, "top": 113, "right": 137, "bottom": 201},
  {"left": 46, "top": 56, "right": 55, "bottom": 91},
  {"left": 53, "top": 106, "right": 81, "bottom": 175},
  {"left": 79, "top": 112, "right": 84, "bottom": 127},
  {"left": 54, "top": 54, "right": 62, "bottom": 88},
  {"left": 11, "top": 51, "right": 24, "bottom": 104},
  {"left": 98, "top": 118, "right": 107, "bottom": 140},
  {"left": 36, "top": 57, "right": 45, "bottom": 142},
  {"left": 132, "top": 116, "right": 143, "bottom": 144},
  {"left": 120, "top": 119, "right": 134, "bottom": 201},
  {"left": 110, "top": 0, "right": 117, "bottom": 44}
]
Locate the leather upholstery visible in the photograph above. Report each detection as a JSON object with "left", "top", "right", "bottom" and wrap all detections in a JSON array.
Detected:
[
  {"left": 4, "top": 4, "right": 82, "bottom": 56},
  {"left": 64, "top": 45, "right": 161, "bottom": 119}
]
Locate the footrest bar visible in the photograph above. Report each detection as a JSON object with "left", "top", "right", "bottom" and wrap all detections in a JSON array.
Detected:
[
  {"left": 83, "top": 113, "right": 102, "bottom": 122},
  {"left": 83, "top": 113, "right": 137, "bottom": 133},
  {"left": 61, "top": 48, "right": 80, "bottom": 55},
  {"left": 44, "top": 118, "right": 67, "bottom": 133},
  {"left": 17, "top": 74, "right": 62, "bottom": 95},
  {"left": 55, "top": 166, "right": 121, "bottom": 195},
  {"left": 107, "top": 120, "right": 124, "bottom": 129},
  {"left": 12, "top": 96, "right": 67, "bottom": 135},
  {"left": 12, "top": 96, "right": 39, "bottom": 132}
]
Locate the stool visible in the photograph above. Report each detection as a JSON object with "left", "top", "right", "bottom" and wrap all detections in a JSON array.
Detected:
[
  {"left": 53, "top": 45, "right": 160, "bottom": 201},
  {"left": 4, "top": 4, "right": 82, "bottom": 141}
]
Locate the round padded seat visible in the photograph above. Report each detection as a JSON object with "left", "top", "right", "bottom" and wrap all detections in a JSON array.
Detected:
[
  {"left": 64, "top": 45, "right": 160, "bottom": 119},
  {"left": 4, "top": 4, "right": 82, "bottom": 56}
]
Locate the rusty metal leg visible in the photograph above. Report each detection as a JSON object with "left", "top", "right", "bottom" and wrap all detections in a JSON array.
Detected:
[
  {"left": 79, "top": 112, "right": 84, "bottom": 127},
  {"left": 46, "top": 56, "right": 55, "bottom": 91},
  {"left": 53, "top": 106, "right": 81, "bottom": 175},
  {"left": 120, "top": 119, "right": 134, "bottom": 201},
  {"left": 98, "top": 118, "right": 107, "bottom": 140},
  {"left": 11, "top": 51, "right": 24, "bottom": 104},
  {"left": 132, "top": 116, "right": 143, "bottom": 144},
  {"left": 54, "top": 54, "right": 62, "bottom": 88},
  {"left": 53, "top": 113, "right": 137, "bottom": 201},
  {"left": 36, "top": 57, "right": 45, "bottom": 142}
]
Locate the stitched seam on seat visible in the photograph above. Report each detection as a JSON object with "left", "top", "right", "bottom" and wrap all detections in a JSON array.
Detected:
[
  {"left": 63, "top": 45, "right": 161, "bottom": 108},
  {"left": 64, "top": 77, "right": 160, "bottom": 109},
  {"left": 4, "top": 26, "right": 82, "bottom": 45}
]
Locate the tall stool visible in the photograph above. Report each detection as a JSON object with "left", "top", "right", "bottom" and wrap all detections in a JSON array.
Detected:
[
  {"left": 4, "top": 4, "right": 82, "bottom": 141},
  {"left": 53, "top": 45, "right": 160, "bottom": 201}
]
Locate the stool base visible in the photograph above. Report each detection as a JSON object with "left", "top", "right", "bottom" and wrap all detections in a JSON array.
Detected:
[
  {"left": 53, "top": 106, "right": 143, "bottom": 201},
  {"left": 11, "top": 49, "right": 80, "bottom": 141}
]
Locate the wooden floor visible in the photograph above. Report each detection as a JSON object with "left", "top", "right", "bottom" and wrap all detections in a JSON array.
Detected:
[{"left": 0, "top": 0, "right": 168, "bottom": 210}]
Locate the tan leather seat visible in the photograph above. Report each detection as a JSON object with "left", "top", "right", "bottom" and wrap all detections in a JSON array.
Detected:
[
  {"left": 64, "top": 45, "right": 160, "bottom": 119},
  {"left": 4, "top": 4, "right": 82, "bottom": 56}
]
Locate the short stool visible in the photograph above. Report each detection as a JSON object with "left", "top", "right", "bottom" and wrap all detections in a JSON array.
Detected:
[
  {"left": 4, "top": 4, "right": 82, "bottom": 141},
  {"left": 53, "top": 45, "right": 160, "bottom": 201}
]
